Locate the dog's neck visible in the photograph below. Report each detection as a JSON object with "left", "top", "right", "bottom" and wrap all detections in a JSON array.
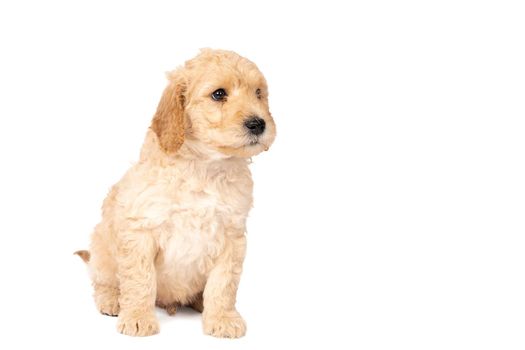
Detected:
[{"left": 139, "top": 129, "right": 248, "bottom": 167}]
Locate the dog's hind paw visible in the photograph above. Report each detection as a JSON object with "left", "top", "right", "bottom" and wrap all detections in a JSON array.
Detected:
[
  {"left": 94, "top": 284, "right": 120, "bottom": 316},
  {"left": 98, "top": 299, "right": 120, "bottom": 317}
]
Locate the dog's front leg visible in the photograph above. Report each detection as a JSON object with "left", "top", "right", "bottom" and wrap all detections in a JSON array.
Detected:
[
  {"left": 116, "top": 231, "right": 159, "bottom": 336},
  {"left": 202, "top": 233, "right": 247, "bottom": 338}
]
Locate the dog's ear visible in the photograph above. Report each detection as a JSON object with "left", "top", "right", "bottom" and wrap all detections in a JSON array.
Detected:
[{"left": 151, "top": 72, "right": 186, "bottom": 154}]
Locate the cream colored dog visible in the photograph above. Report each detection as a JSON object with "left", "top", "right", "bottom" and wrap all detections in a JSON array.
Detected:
[{"left": 75, "top": 49, "right": 275, "bottom": 337}]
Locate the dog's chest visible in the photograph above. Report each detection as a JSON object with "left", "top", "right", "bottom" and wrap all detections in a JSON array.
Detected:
[{"left": 159, "top": 166, "right": 252, "bottom": 272}]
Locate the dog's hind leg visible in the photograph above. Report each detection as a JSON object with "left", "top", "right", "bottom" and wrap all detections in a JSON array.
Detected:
[
  {"left": 89, "top": 224, "right": 120, "bottom": 317},
  {"left": 93, "top": 283, "right": 120, "bottom": 317}
]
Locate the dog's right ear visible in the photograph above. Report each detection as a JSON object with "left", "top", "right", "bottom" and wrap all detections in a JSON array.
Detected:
[{"left": 150, "top": 71, "right": 186, "bottom": 154}]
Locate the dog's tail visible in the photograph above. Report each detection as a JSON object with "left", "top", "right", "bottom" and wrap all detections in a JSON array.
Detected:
[{"left": 74, "top": 250, "right": 90, "bottom": 263}]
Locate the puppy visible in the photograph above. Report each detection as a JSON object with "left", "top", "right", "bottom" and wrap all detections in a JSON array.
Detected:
[{"left": 75, "top": 49, "right": 276, "bottom": 337}]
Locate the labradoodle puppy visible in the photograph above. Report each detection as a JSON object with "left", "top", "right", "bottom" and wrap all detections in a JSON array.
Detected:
[{"left": 75, "top": 49, "right": 276, "bottom": 337}]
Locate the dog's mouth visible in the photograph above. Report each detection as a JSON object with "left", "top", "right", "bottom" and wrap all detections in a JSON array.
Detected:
[
  {"left": 247, "top": 139, "right": 270, "bottom": 152},
  {"left": 247, "top": 139, "right": 269, "bottom": 151},
  {"left": 216, "top": 138, "right": 269, "bottom": 157},
  {"left": 247, "top": 133, "right": 265, "bottom": 147}
]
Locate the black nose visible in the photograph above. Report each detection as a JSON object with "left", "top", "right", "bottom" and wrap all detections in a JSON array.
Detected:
[{"left": 244, "top": 117, "right": 266, "bottom": 136}]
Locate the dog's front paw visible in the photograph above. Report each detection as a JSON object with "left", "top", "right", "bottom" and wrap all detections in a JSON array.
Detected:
[
  {"left": 203, "top": 310, "right": 246, "bottom": 338},
  {"left": 117, "top": 311, "right": 159, "bottom": 337}
]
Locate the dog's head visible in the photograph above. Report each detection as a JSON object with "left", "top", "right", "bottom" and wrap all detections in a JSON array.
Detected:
[{"left": 151, "top": 49, "right": 276, "bottom": 158}]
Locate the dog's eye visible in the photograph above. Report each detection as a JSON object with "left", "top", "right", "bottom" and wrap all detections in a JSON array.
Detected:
[
  {"left": 211, "top": 88, "right": 227, "bottom": 101},
  {"left": 256, "top": 88, "right": 262, "bottom": 99}
]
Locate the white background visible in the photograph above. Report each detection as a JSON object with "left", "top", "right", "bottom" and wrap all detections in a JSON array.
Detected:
[{"left": 0, "top": 0, "right": 523, "bottom": 349}]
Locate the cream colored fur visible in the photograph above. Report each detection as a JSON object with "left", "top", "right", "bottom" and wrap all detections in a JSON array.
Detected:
[{"left": 77, "top": 49, "right": 275, "bottom": 337}]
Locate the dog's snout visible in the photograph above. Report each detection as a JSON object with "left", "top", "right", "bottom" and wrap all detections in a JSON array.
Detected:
[{"left": 244, "top": 117, "right": 266, "bottom": 136}]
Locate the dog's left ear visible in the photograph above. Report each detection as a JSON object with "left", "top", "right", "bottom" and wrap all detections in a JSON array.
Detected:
[{"left": 151, "top": 71, "right": 187, "bottom": 154}]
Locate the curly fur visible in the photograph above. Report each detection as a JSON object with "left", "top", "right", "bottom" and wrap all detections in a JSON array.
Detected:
[{"left": 76, "top": 49, "right": 276, "bottom": 337}]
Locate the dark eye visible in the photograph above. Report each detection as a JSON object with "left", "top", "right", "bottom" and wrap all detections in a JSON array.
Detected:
[
  {"left": 211, "top": 88, "right": 227, "bottom": 101},
  {"left": 256, "top": 88, "right": 262, "bottom": 99}
]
